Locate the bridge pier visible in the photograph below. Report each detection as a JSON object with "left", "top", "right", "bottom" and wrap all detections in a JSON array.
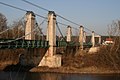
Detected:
[{"left": 38, "top": 11, "right": 61, "bottom": 67}]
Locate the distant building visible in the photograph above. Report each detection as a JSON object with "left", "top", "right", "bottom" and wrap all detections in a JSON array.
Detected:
[{"left": 102, "top": 38, "right": 114, "bottom": 45}]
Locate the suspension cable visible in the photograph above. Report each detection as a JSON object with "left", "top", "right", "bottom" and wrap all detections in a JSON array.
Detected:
[
  {"left": 56, "top": 21, "right": 64, "bottom": 40},
  {"left": 56, "top": 20, "right": 67, "bottom": 42},
  {"left": 0, "top": 20, "right": 44, "bottom": 43},
  {"left": 57, "top": 21, "right": 68, "bottom": 27},
  {"left": 57, "top": 21, "right": 79, "bottom": 31},
  {"left": 0, "top": 16, "right": 25, "bottom": 35},
  {"left": 35, "top": 13, "right": 47, "bottom": 19},
  {"left": 0, "top": 1, "right": 102, "bottom": 37},
  {"left": 35, "top": 19, "right": 46, "bottom": 39},
  {"left": 21, "top": 0, "right": 98, "bottom": 34},
  {"left": 0, "top": 1, "right": 101, "bottom": 36},
  {"left": 0, "top": 1, "right": 27, "bottom": 12},
  {"left": 21, "top": 0, "right": 49, "bottom": 11},
  {"left": 0, "top": 1, "right": 47, "bottom": 19}
]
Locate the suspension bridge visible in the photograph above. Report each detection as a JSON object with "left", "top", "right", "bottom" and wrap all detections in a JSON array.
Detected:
[{"left": 0, "top": 1, "right": 102, "bottom": 67}]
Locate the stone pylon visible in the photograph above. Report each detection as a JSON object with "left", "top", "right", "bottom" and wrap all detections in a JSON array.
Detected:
[
  {"left": 83, "top": 31, "right": 86, "bottom": 43},
  {"left": 99, "top": 36, "right": 101, "bottom": 44},
  {"left": 91, "top": 31, "right": 95, "bottom": 47},
  {"left": 79, "top": 26, "right": 84, "bottom": 50},
  {"left": 66, "top": 26, "right": 72, "bottom": 42},
  {"left": 25, "top": 11, "right": 35, "bottom": 40}
]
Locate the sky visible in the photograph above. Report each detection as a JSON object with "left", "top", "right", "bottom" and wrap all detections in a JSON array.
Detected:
[{"left": 0, "top": 0, "right": 120, "bottom": 35}]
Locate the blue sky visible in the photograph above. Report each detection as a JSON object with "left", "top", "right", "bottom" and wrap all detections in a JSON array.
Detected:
[{"left": 0, "top": 0, "right": 120, "bottom": 35}]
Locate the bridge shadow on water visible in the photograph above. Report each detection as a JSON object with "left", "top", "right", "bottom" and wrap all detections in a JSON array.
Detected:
[
  {"left": 3, "top": 48, "right": 49, "bottom": 72},
  {"left": 3, "top": 63, "right": 34, "bottom": 72},
  {"left": 2, "top": 44, "right": 80, "bottom": 72}
]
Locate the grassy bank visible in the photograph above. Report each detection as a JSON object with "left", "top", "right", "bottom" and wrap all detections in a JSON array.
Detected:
[
  {"left": 30, "top": 51, "right": 120, "bottom": 74},
  {"left": 30, "top": 66, "right": 120, "bottom": 74}
]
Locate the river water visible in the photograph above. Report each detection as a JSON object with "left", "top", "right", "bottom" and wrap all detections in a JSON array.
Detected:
[{"left": 0, "top": 71, "right": 120, "bottom": 80}]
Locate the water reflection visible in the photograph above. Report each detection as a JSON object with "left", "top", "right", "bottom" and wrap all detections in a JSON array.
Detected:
[
  {"left": 0, "top": 71, "right": 120, "bottom": 80},
  {"left": 26, "top": 73, "right": 61, "bottom": 80}
]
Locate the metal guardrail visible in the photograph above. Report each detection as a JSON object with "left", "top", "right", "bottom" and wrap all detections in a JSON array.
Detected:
[
  {"left": 0, "top": 39, "right": 92, "bottom": 49},
  {"left": 56, "top": 41, "right": 92, "bottom": 48},
  {"left": 0, "top": 39, "right": 49, "bottom": 49}
]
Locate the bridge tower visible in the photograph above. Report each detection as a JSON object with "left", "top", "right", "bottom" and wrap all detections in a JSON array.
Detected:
[
  {"left": 25, "top": 11, "right": 35, "bottom": 40},
  {"left": 38, "top": 11, "right": 61, "bottom": 67},
  {"left": 91, "top": 31, "right": 95, "bottom": 47},
  {"left": 79, "top": 26, "right": 84, "bottom": 50},
  {"left": 47, "top": 11, "right": 56, "bottom": 56},
  {"left": 94, "top": 35, "right": 101, "bottom": 44},
  {"left": 99, "top": 36, "right": 101, "bottom": 44},
  {"left": 83, "top": 31, "right": 86, "bottom": 43},
  {"left": 66, "top": 26, "right": 72, "bottom": 42},
  {"left": 89, "top": 31, "right": 100, "bottom": 53}
]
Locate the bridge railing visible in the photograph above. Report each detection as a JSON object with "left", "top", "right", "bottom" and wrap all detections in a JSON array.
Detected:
[
  {"left": 56, "top": 41, "right": 79, "bottom": 47},
  {"left": 83, "top": 42, "right": 92, "bottom": 48},
  {"left": 0, "top": 39, "right": 92, "bottom": 49},
  {"left": 0, "top": 39, "right": 49, "bottom": 49},
  {"left": 56, "top": 41, "right": 92, "bottom": 48}
]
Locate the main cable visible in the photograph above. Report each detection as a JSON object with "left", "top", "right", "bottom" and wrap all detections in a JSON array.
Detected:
[
  {"left": 0, "top": 1, "right": 47, "bottom": 19},
  {"left": 21, "top": 0, "right": 49, "bottom": 12},
  {"left": 0, "top": 2, "right": 27, "bottom": 12},
  {"left": 0, "top": 1, "right": 102, "bottom": 36},
  {"left": 21, "top": 0, "right": 95, "bottom": 33},
  {"left": 57, "top": 21, "right": 79, "bottom": 32}
]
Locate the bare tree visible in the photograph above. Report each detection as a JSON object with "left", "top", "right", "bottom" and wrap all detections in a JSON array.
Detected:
[
  {"left": 101, "top": 20, "right": 120, "bottom": 70},
  {"left": 0, "top": 13, "right": 7, "bottom": 38},
  {"left": 0, "top": 13, "right": 7, "bottom": 30},
  {"left": 10, "top": 20, "right": 25, "bottom": 39}
]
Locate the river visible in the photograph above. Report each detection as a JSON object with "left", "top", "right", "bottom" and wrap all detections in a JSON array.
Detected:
[{"left": 0, "top": 71, "right": 120, "bottom": 80}]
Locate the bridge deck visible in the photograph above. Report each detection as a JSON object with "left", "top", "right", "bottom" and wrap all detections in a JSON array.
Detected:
[
  {"left": 0, "top": 39, "right": 49, "bottom": 49},
  {"left": 0, "top": 39, "right": 92, "bottom": 49}
]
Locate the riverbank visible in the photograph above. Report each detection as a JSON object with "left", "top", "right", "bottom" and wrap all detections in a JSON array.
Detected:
[
  {"left": 0, "top": 61, "right": 18, "bottom": 71},
  {"left": 1, "top": 62, "right": 120, "bottom": 74},
  {"left": 30, "top": 66, "right": 120, "bottom": 74},
  {"left": 0, "top": 48, "right": 120, "bottom": 74},
  {"left": 30, "top": 53, "right": 120, "bottom": 74}
]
